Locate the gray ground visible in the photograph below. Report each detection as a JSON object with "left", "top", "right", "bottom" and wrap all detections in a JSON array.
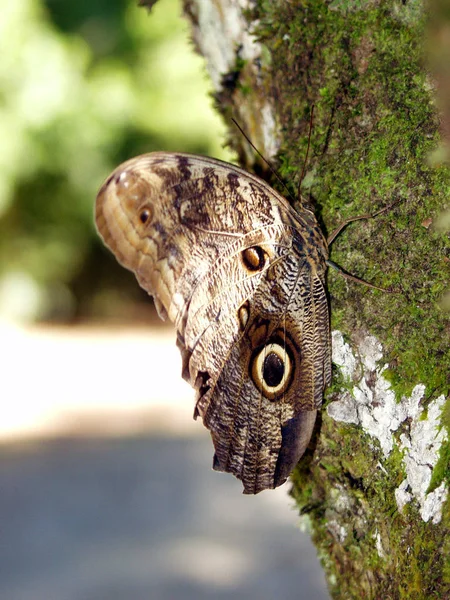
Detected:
[{"left": 0, "top": 434, "right": 330, "bottom": 600}]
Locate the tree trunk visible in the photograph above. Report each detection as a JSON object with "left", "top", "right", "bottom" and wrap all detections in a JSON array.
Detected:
[{"left": 179, "top": 1, "right": 449, "bottom": 597}]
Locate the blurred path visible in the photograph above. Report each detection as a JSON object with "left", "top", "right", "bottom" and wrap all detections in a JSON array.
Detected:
[
  {"left": 0, "top": 436, "right": 330, "bottom": 600},
  {"left": 0, "top": 322, "right": 330, "bottom": 600},
  {"left": 0, "top": 321, "right": 193, "bottom": 439}
]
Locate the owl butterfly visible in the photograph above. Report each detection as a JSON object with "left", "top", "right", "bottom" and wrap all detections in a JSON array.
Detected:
[{"left": 95, "top": 152, "right": 331, "bottom": 494}]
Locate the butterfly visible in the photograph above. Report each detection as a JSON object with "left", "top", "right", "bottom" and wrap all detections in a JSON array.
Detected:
[{"left": 95, "top": 152, "right": 331, "bottom": 493}]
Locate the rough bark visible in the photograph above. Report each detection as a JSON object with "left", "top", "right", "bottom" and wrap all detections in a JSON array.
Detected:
[{"left": 178, "top": 1, "right": 449, "bottom": 598}]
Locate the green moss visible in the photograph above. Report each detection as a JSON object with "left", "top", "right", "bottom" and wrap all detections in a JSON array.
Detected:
[
  {"left": 253, "top": 0, "right": 450, "bottom": 403},
  {"left": 429, "top": 437, "right": 450, "bottom": 491},
  {"left": 289, "top": 411, "right": 448, "bottom": 598},
  {"left": 246, "top": 2, "right": 450, "bottom": 595}
]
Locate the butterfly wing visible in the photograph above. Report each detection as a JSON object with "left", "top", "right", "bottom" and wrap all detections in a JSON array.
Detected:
[{"left": 95, "top": 152, "right": 330, "bottom": 493}]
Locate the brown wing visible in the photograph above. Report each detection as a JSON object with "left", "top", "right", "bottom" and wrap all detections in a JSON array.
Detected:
[{"left": 95, "top": 152, "right": 330, "bottom": 493}]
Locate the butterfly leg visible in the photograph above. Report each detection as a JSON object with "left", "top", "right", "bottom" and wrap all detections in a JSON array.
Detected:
[
  {"left": 327, "top": 200, "right": 401, "bottom": 246},
  {"left": 326, "top": 200, "right": 401, "bottom": 292},
  {"left": 326, "top": 259, "right": 395, "bottom": 292}
]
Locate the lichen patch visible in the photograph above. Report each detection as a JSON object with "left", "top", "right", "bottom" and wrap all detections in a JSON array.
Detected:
[{"left": 328, "top": 331, "right": 448, "bottom": 523}]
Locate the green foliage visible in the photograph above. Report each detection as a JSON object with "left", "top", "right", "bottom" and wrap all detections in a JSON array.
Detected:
[{"left": 0, "top": 0, "right": 229, "bottom": 321}]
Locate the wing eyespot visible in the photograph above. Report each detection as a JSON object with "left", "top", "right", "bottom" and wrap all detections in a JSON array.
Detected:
[
  {"left": 238, "top": 301, "right": 250, "bottom": 330},
  {"left": 250, "top": 341, "right": 294, "bottom": 400},
  {"left": 241, "top": 246, "right": 266, "bottom": 272},
  {"left": 263, "top": 352, "right": 284, "bottom": 387},
  {"left": 139, "top": 207, "right": 152, "bottom": 224}
]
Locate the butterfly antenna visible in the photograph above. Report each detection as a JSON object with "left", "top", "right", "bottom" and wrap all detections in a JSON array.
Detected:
[
  {"left": 231, "top": 118, "right": 296, "bottom": 203},
  {"left": 297, "top": 106, "right": 314, "bottom": 201}
]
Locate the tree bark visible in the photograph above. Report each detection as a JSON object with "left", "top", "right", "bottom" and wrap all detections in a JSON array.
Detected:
[{"left": 180, "top": 1, "right": 449, "bottom": 597}]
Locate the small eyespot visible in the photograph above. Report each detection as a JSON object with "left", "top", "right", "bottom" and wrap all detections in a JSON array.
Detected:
[
  {"left": 241, "top": 246, "right": 266, "bottom": 272},
  {"left": 139, "top": 208, "right": 152, "bottom": 224},
  {"left": 250, "top": 341, "right": 293, "bottom": 400},
  {"left": 238, "top": 301, "right": 250, "bottom": 330}
]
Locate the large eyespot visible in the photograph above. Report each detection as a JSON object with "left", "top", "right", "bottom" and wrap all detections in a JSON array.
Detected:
[
  {"left": 241, "top": 246, "right": 266, "bottom": 271},
  {"left": 250, "top": 342, "right": 293, "bottom": 400}
]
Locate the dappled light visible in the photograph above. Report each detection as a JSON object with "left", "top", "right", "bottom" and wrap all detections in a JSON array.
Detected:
[{"left": 0, "top": 0, "right": 231, "bottom": 323}]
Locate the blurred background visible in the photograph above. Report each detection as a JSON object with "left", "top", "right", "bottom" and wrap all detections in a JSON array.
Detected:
[{"left": 0, "top": 0, "right": 329, "bottom": 598}]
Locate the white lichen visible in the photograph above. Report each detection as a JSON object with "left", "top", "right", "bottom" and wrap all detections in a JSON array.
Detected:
[
  {"left": 373, "top": 529, "right": 385, "bottom": 559},
  {"left": 398, "top": 393, "right": 448, "bottom": 524},
  {"left": 394, "top": 478, "right": 412, "bottom": 512},
  {"left": 327, "top": 330, "right": 448, "bottom": 524},
  {"left": 326, "top": 518, "right": 348, "bottom": 543},
  {"left": 325, "top": 484, "right": 352, "bottom": 543},
  {"left": 331, "top": 331, "right": 357, "bottom": 380},
  {"left": 187, "top": 0, "right": 259, "bottom": 89},
  {"left": 260, "top": 102, "right": 279, "bottom": 162},
  {"left": 185, "top": 0, "right": 280, "bottom": 159}
]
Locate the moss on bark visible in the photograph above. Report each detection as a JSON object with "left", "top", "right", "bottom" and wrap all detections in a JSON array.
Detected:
[
  {"left": 251, "top": 2, "right": 450, "bottom": 597},
  {"left": 181, "top": 0, "right": 449, "bottom": 597},
  {"left": 253, "top": 1, "right": 449, "bottom": 397}
]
